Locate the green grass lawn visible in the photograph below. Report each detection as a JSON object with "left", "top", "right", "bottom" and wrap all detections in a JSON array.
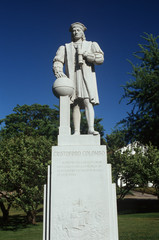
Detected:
[
  {"left": 0, "top": 222, "right": 43, "bottom": 240},
  {"left": 118, "top": 213, "right": 159, "bottom": 240},
  {"left": 0, "top": 206, "right": 43, "bottom": 240},
  {"left": 0, "top": 209, "right": 159, "bottom": 240}
]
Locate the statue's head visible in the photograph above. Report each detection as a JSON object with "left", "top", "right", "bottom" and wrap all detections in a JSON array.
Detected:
[{"left": 69, "top": 22, "right": 87, "bottom": 41}]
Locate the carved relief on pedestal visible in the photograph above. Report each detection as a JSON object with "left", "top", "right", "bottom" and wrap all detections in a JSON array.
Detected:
[{"left": 52, "top": 199, "right": 109, "bottom": 240}]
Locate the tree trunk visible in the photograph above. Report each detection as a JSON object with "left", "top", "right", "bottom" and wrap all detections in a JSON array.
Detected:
[
  {"left": 0, "top": 202, "right": 9, "bottom": 222},
  {"left": 27, "top": 210, "right": 37, "bottom": 224}
]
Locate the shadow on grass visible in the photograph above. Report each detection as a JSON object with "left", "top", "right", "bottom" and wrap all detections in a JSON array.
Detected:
[
  {"left": 0, "top": 214, "right": 43, "bottom": 231},
  {"left": 118, "top": 199, "right": 159, "bottom": 214}
]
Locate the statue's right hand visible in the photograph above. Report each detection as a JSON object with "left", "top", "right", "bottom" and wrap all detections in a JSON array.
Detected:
[{"left": 55, "top": 72, "right": 67, "bottom": 78}]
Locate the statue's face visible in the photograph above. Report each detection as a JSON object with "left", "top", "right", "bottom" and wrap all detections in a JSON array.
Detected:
[{"left": 72, "top": 27, "right": 83, "bottom": 41}]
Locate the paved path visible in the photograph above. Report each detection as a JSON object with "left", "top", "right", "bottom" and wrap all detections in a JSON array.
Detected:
[{"left": 124, "top": 190, "right": 158, "bottom": 199}]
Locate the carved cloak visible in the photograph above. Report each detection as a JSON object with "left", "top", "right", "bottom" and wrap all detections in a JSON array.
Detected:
[{"left": 54, "top": 40, "right": 104, "bottom": 106}]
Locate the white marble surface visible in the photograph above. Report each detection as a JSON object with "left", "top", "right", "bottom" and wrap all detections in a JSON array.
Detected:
[
  {"left": 53, "top": 22, "right": 104, "bottom": 135},
  {"left": 58, "top": 134, "right": 100, "bottom": 146},
  {"left": 49, "top": 145, "right": 118, "bottom": 240},
  {"left": 53, "top": 77, "right": 74, "bottom": 98},
  {"left": 58, "top": 96, "right": 71, "bottom": 136}
]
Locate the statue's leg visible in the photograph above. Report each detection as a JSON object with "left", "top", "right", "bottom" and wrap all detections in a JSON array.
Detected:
[
  {"left": 83, "top": 99, "right": 99, "bottom": 135},
  {"left": 72, "top": 103, "right": 81, "bottom": 135}
]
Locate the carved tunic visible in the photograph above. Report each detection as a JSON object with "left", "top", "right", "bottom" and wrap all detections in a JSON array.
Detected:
[{"left": 53, "top": 40, "right": 104, "bottom": 107}]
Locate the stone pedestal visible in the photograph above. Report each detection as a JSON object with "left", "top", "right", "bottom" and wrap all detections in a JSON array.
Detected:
[
  {"left": 43, "top": 136, "right": 119, "bottom": 240},
  {"left": 59, "top": 96, "right": 71, "bottom": 135}
]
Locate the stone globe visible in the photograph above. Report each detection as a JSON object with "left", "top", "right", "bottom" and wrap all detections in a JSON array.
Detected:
[{"left": 52, "top": 77, "right": 74, "bottom": 98}]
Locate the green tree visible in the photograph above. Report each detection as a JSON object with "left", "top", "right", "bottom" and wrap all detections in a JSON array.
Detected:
[
  {"left": 106, "top": 129, "right": 128, "bottom": 152},
  {"left": 145, "top": 144, "right": 159, "bottom": 198},
  {"left": 123, "top": 147, "right": 148, "bottom": 199},
  {"left": 0, "top": 104, "right": 59, "bottom": 143},
  {"left": 106, "top": 129, "right": 129, "bottom": 188},
  {"left": 106, "top": 129, "right": 149, "bottom": 199},
  {"left": 120, "top": 33, "right": 159, "bottom": 147},
  {"left": 0, "top": 135, "right": 52, "bottom": 224},
  {"left": 0, "top": 104, "right": 58, "bottom": 223}
]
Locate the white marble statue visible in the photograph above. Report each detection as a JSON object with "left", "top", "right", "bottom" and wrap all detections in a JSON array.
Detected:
[{"left": 53, "top": 22, "right": 104, "bottom": 135}]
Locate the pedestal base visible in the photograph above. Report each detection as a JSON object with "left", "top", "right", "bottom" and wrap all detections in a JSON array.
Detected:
[
  {"left": 58, "top": 134, "right": 100, "bottom": 146},
  {"left": 43, "top": 143, "right": 119, "bottom": 240}
]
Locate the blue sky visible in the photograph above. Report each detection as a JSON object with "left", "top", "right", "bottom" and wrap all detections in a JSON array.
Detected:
[{"left": 0, "top": 0, "right": 159, "bottom": 135}]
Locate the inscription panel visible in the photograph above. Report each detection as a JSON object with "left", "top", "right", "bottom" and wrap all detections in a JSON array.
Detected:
[
  {"left": 53, "top": 150, "right": 105, "bottom": 157},
  {"left": 56, "top": 160, "right": 103, "bottom": 176},
  {"left": 53, "top": 150, "right": 105, "bottom": 177}
]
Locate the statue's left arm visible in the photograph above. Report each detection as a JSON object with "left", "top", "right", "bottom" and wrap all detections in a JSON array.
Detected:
[{"left": 83, "top": 42, "right": 104, "bottom": 65}]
